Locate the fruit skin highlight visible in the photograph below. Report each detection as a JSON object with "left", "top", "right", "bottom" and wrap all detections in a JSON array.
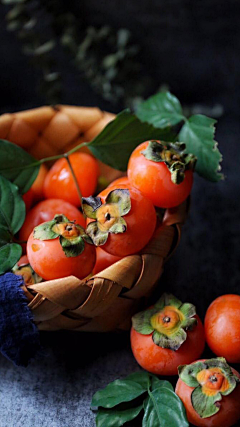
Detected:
[
  {"left": 205, "top": 294, "right": 240, "bottom": 363},
  {"left": 43, "top": 152, "right": 99, "bottom": 206},
  {"left": 128, "top": 141, "right": 193, "bottom": 208}
]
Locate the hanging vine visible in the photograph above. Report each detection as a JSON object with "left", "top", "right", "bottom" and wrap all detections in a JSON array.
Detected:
[{"left": 1, "top": 0, "right": 153, "bottom": 107}]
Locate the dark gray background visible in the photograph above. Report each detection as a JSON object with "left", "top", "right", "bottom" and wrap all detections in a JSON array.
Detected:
[{"left": 0, "top": 1, "right": 240, "bottom": 426}]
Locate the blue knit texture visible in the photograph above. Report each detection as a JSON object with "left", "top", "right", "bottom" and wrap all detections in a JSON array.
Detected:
[{"left": 0, "top": 272, "right": 40, "bottom": 366}]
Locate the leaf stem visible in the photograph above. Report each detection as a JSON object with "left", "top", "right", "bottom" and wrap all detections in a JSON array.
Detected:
[
  {"left": 65, "top": 154, "right": 83, "bottom": 208},
  {"left": 0, "top": 142, "right": 90, "bottom": 173}
]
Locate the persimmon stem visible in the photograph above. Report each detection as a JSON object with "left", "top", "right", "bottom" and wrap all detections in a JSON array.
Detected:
[{"left": 65, "top": 154, "right": 83, "bottom": 209}]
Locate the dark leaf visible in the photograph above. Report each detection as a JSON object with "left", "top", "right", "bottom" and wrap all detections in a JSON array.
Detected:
[
  {"left": 0, "top": 139, "right": 40, "bottom": 194},
  {"left": 142, "top": 388, "right": 189, "bottom": 427},
  {"left": 96, "top": 405, "right": 143, "bottom": 427},
  {"left": 0, "top": 175, "right": 25, "bottom": 236},
  {"left": 88, "top": 110, "right": 176, "bottom": 171},
  {"left": 136, "top": 91, "right": 185, "bottom": 128},
  {"left": 0, "top": 243, "right": 22, "bottom": 274},
  {"left": 151, "top": 377, "right": 173, "bottom": 392},
  {"left": 179, "top": 115, "right": 223, "bottom": 182},
  {"left": 91, "top": 379, "right": 147, "bottom": 409}
]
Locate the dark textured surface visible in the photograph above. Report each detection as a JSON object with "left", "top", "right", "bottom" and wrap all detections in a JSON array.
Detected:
[{"left": 0, "top": 1, "right": 240, "bottom": 426}]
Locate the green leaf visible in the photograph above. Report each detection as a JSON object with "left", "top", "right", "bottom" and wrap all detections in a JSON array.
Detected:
[
  {"left": 151, "top": 376, "right": 174, "bottom": 392},
  {"left": 191, "top": 386, "right": 221, "bottom": 419},
  {"left": 0, "top": 175, "right": 25, "bottom": 236},
  {"left": 91, "top": 379, "right": 147, "bottom": 409},
  {"left": 143, "top": 388, "right": 189, "bottom": 427},
  {"left": 88, "top": 110, "right": 176, "bottom": 171},
  {"left": 0, "top": 139, "right": 40, "bottom": 194},
  {"left": 96, "top": 405, "right": 143, "bottom": 427},
  {"left": 0, "top": 243, "right": 22, "bottom": 274},
  {"left": 125, "top": 371, "right": 151, "bottom": 390},
  {"left": 136, "top": 91, "right": 185, "bottom": 128},
  {"left": 179, "top": 115, "right": 223, "bottom": 182}
]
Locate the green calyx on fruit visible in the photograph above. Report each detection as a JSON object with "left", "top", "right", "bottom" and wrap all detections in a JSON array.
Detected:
[
  {"left": 132, "top": 293, "right": 197, "bottom": 351},
  {"left": 178, "top": 358, "right": 240, "bottom": 419},
  {"left": 12, "top": 262, "right": 42, "bottom": 285},
  {"left": 33, "top": 214, "right": 92, "bottom": 257},
  {"left": 82, "top": 189, "right": 131, "bottom": 246},
  {"left": 141, "top": 140, "right": 197, "bottom": 184}
]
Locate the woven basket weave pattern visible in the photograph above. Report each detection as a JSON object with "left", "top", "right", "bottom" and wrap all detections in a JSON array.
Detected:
[{"left": 0, "top": 106, "right": 188, "bottom": 332}]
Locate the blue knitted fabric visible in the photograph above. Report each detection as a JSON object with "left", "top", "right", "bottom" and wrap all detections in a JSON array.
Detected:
[{"left": 0, "top": 272, "right": 40, "bottom": 366}]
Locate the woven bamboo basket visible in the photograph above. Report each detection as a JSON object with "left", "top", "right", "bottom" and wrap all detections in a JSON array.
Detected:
[{"left": 0, "top": 106, "right": 189, "bottom": 332}]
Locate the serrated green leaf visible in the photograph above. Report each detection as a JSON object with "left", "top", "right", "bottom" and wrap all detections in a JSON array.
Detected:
[
  {"left": 88, "top": 110, "right": 176, "bottom": 171},
  {"left": 0, "top": 175, "right": 25, "bottom": 236},
  {"left": 0, "top": 243, "right": 22, "bottom": 274},
  {"left": 96, "top": 405, "right": 143, "bottom": 427},
  {"left": 91, "top": 379, "right": 147, "bottom": 409},
  {"left": 143, "top": 388, "right": 189, "bottom": 427},
  {"left": 136, "top": 91, "right": 185, "bottom": 128},
  {"left": 179, "top": 115, "right": 223, "bottom": 182},
  {"left": 0, "top": 139, "right": 40, "bottom": 194}
]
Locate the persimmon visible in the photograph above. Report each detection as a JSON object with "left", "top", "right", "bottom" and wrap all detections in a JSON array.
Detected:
[
  {"left": 83, "top": 184, "right": 157, "bottom": 257},
  {"left": 22, "top": 188, "right": 34, "bottom": 212},
  {"left": 107, "top": 176, "right": 129, "bottom": 188},
  {"left": 17, "top": 255, "right": 29, "bottom": 266},
  {"left": 205, "top": 294, "right": 240, "bottom": 363},
  {"left": 19, "top": 198, "right": 85, "bottom": 245},
  {"left": 93, "top": 247, "right": 122, "bottom": 275},
  {"left": 43, "top": 152, "right": 99, "bottom": 206},
  {"left": 176, "top": 358, "right": 240, "bottom": 427},
  {"left": 27, "top": 214, "right": 95, "bottom": 280},
  {"left": 31, "top": 163, "right": 48, "bottom": 202},
  {"left": 127, "top": 140, "right": 194, "bottom": 208},
  {"left": 131, "top": 293, "right": 205, "bottom": 375}
]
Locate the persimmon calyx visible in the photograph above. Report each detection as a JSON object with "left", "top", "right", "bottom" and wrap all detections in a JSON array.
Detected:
[
  {"left": 12, "top": 262, "right": 42, "bottom": 286},
  {"left": 82, "top": 189, "right": 131, "bottom": 246},
  {"left": 132, "top": 293, "right": 197, "bottom": 351},
  {"left": 178, "top": 358, "right": 240, "bottom": 419},
  {"left": 33, "top": 214, "right": 92, "bottom": 257},
  {"left": 141, "top": 140, "right": 196, "bottom": 184}
]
